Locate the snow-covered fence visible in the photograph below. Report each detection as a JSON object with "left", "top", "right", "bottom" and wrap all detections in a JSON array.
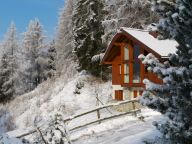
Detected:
[
  {"left": 63, "top": 99, "right": 139, "bottom": 123},
  {"left": 70, "top": 109, "right": 140, "bottom": 131},
  {"left": 8, "top": 99, "right": 140, "bottom": 139}
]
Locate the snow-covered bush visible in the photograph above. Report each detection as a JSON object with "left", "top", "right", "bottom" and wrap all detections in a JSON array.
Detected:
[
  {"left": 140, "top": 0, "right": 192, "bottom": 143},
  {"left": 74, "top": 80, "right": 84, "bottom": 94},
  {"left": 44, "top": 112, "right": 71, "bottom": 144}
]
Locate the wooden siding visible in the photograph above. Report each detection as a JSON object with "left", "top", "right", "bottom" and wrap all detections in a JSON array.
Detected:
[
  {"left": 103, "top": 33, "right": 164, "bottom": 88},
  {"left": 112, "top": 55, "right": 121, "bottom": 85},
  {"left": 112, "top": 64, "right": 122, "bottom": 85}
]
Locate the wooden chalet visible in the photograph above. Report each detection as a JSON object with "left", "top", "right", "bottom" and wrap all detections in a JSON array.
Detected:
[{"left": 101, "top": 27, "right": 177, "bottom": 101}]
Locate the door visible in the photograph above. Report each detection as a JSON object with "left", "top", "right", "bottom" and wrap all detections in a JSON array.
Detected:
[{"left": 115, "top": 90, "right": 123, "bottom": 101}]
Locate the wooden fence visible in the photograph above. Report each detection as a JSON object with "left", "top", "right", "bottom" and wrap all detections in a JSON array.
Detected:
[{"left": 10, "top": 99, "right": 140, "bottom": 139}]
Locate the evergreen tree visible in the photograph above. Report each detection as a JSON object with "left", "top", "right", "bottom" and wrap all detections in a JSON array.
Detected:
[
  {"left": 103, "top": 0, "right": 159, "bottom": 45},
  {"left": 56, "top": 0, "right": 75, "bottom": 76},
  {"left": 139, "top": 0, "right": 192, "bottom": 143},
  {"left": 0, "top": 22, "right": 19, "bottom": 102},
  {"left": 73, "top": 0, "right": 105, "bottom": 76},
  {"left": 0, "top": 54, "right": 13, "bottom": 102},
  {"left": 47, "top": 40, "right": 56, "bottom": 78},
  {"left": 22, "top": 19, "right": 45, "bottom": 91}
]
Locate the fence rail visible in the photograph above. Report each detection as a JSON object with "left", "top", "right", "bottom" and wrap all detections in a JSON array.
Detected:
[
  {"left": 70, "top": 109, "right": 140, "bottom": 131},
  {"left": 64, "top": 99, "right": 138, "bottom": 123},
  {"left": 9, "top": 99, "right": 140, "bottom": 139}
]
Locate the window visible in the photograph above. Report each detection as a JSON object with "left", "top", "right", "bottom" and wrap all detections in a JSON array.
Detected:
[
  {"left": 133, "top": 44, "right": 141, "bottom": 83},
  {"left": 133, "top": 45, "right": 140, "bottom": 59},
  {"left": 115, "top": 90, "right": 123, "bottom": 101},
  {"left": 122, "top": 43, "right": 142, "bottom": 84},
  {"left": 124, "top": 64, "right": 129, "bottom": 83},
  {"left": 133, "top": 62, "right": 141, "bottom": 83},
  {"left": 144, "top": 50, "right": 149, "bottom": 73},
  {"left": 124, "top": 45, "right": 129, "bottom": 60}
]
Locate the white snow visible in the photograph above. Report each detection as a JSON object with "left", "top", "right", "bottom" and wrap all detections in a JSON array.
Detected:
[
  {"left": 0, "top": 72, "right": 164, "bottom": 144},
  {"left": 0, "top": 134, "right": 24, "bottom": 144},
  {"left": 6, "top": 127, "right": 35, "bottom": 138},
  {"left": 0, "top": 73, "right": 112, "bottom": 133},
  {"left": 72, "top": 108, "right": 162, "bottom": 144},
  {"left": 121, "top": 27, "right": 178, "bottom": 57}
]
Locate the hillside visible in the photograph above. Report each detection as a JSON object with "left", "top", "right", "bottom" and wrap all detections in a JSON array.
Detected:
[
  {"left": 0, "top": 72, "right": 111, "bottom": 132},
  {"left": 0, "top": 73, "right": 163, "bottom": 144},
  {"left": 0, "top": 0, "right": 163, "bottom": 143}
]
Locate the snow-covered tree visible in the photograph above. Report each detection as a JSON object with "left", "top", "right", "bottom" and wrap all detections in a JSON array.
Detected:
[
  {"left": 47, "top": 40, "right": 56, "bottom": 78},
  {"left": 22, "top": 19, "right": 45, "bottom": 91},
  {"left": 0, "top": 54, "right": 13, "bottom": 102},
  {"left": 55, "top": 0, "right": 77, "bottom": 78},
  {"left": 73, "top": 0, "right": 105, "bottom": 76},
  {"left": 0, "top": 22, "right": 20, "bottom": 102},
  {"left": 44, "top": 113, "right": 71, "bottom": 144},
  {"left": 139, "top": 0, "right": 192, "bottom": 143},
  {"left": 103, "top": 0, "right": 158, "bottom": 45}
]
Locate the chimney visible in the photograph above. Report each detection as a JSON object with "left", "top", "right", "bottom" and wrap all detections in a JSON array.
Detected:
[{"left": 149, "top": 30, "right": 158, "bottom": 38}]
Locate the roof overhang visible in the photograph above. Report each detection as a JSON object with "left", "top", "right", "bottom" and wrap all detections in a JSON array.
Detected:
[
  {"left": 101, "top": 28, "right": 177, "bottom": 65},
  {"left": 101, "top": 32, "right": 123, "bottom": 64}
]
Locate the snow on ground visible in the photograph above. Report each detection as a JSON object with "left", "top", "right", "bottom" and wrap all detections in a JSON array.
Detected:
[
  {"left": 0, "top": 134, "right": 24, "bottom": 144},
  {"left": 0, "top": 72, "right": 163, "bottom": 144},
  {"left": 0, "top": 73, "right": 112, "bottom": 133},
  {"left": 72, "top": 108, "right": 162, "bottom": 144}
]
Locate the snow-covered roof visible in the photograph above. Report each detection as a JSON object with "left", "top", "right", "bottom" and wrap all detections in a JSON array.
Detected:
[{"left": 120, "top": 27, "right": 178, "bottom": 57}]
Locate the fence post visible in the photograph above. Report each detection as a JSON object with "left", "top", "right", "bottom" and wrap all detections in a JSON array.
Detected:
[
  {"left": 96, "top": 96, "right": 101, "bottom": 123},
  {"left": 132, "top": 101, "right": 137, "bottom": 117}
]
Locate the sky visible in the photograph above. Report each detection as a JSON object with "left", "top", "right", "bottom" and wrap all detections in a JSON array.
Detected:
[{"left": 0, "top": 0, "right": 65, "bottom": 40}]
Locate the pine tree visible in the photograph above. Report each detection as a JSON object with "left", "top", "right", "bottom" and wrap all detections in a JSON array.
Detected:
[
  {"left": 47, "top": 40, "right": 56, "bottom": 78},
  {"left": 102, "top": 0, "right": 159, "bottom": 45},
  {"left": 22, "top": 19, "right": 45, "bottom": 91},
  {"left": 0, "top": 22, "right": 19, "bottom": 102},
  {"left": 139, "top": 0, "right": 192, "bottom": 143},
  {"left": 0, "top": 54, "right": 13, "bottom": 102},
  {"left": 55, "top": 0, "right": 76, "bottom": 77},
  {"left": 73, "top": 0, "right": 105, "bottom": 76}
]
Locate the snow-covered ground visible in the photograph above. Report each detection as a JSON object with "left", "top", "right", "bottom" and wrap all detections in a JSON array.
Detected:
[
  {"left": 71, "top": 108, "right": 162, "bottom": 144},
  {"left": 0, "top": 73, "right": 112, "bottom": 133},
  {"left": 0, "top": 134, "right": 25, "bottom": 144},
  {"left": 0, "top": 73, "right": 162, "bottom": 143}
]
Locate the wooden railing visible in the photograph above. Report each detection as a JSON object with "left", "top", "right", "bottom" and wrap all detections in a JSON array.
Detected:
[{"left": 8, "top": 99, "right": 140, "bottom": 139}]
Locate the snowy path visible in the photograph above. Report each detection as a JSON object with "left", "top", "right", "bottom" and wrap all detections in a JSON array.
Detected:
[{"left": 72, "top": 109, "right": 162, "bottom": 144}]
